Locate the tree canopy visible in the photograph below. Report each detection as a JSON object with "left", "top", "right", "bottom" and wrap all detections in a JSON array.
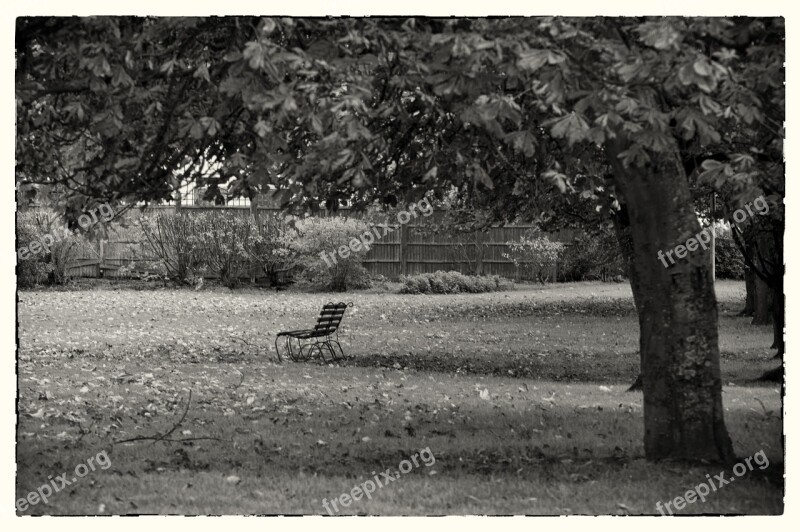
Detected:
[{"left": 17, "top": 17, "right": 782, "bottom": 217}]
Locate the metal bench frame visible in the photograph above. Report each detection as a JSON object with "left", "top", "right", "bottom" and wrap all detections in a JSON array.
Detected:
[{"left": 274, "top": 302, "right": 352, "bottom": 363}]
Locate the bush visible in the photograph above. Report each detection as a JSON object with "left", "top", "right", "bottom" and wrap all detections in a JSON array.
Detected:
[
  {"left": 558, "top": 232, "right": 627, "bottom": 282},
  {"left": 193, "top": 211, "right": 253, "bottom": 288},
  {"left": 399, "top": 271, "right": 512, "bottom": 294},
  {"left": 139, "top": 213, "right": 204, "bottom": 284},
  {"left": 290, "top": 217, "right": 373, "bottom": 292},
  {"left": 246, "top": 215, "right": 298, "bottom": 287},
  {"left": 401, "top": 273, "right": 431, "bottom": 294},
  {"left": 17, "top": 210, "right": 82, "bottom": 287},
  {"left": 503, "top": 233, "right": 565, "bottom": 283}
]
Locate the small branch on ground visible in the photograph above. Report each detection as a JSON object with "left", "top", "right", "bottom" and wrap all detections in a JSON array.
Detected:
[
  {"left": 114, "top": 390, "right": 218, "bottom": 445},
  {"left": 230, "top": 335, "right": 256, "bottom": 347}
]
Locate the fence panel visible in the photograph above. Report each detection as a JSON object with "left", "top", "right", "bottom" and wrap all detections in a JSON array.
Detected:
[{"left": 65, "top": 206, "right": 577, "bottom": 281}]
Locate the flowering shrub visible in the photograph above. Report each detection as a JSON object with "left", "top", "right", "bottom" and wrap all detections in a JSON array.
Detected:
[
  {"left": 503, "top": 233, "right": 565, "bottom": 283},
  {"left": 290, "top": 217, "right": 372, "bottom": 291},
  {"left": 400, "top": 271, "right": 512, "bottom": 294}
]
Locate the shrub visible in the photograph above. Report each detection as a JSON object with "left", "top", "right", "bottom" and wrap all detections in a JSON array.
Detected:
[
  {"left": 246, "top": 215, "right": 297, "bottom": 287},
  {"left": 17, "top": 212, "right": 51, "bottom": 287},
  {"left": 401, "top": 273, "right": 431, "bottom": 294},
  {"left": 138, "top": 213, "right": 204, "bottom": 284},
  {"left": 428, "top": 271, "right": 450, "bottom": 294},
  {"left": 193, "top": 211, "right": 253, "bottom": 288},
  {"left": 503, "top": 233, "right": 565, "bottom": 283},
  {"left": 399, "top": 271, "right": 512, "bottom": 294},
  {"left": 290, "top": 217, "right": 373, "bottom": 292},
  {"left": 558, "top": 232, "right": 627, "bottom": 282},
  {"left": 17, "top": 210, "right": 82, "bottom": 287}
]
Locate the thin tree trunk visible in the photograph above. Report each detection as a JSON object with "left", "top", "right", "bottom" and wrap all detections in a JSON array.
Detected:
[{"left": 606, "top": 137, "right": 735, "bottom": 463}]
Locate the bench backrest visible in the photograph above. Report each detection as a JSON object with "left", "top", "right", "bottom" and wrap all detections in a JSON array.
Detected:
[{"left": 313, "top": 302, "right": 349, "bottom": 335}]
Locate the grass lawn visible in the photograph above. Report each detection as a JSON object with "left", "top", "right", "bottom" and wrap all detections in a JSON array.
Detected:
[{"left": 16, "top": 280, "right": 782, "bottom": 515}]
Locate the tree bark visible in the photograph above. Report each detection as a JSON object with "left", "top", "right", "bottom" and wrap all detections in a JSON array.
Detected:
[
  {"left": 750, "top": 223, "right": 775, "bottom": 326},
  {"left": 611, "top": 202, "right": 643, "bottom": 392},
  {"left": 606, "top": 138, "right": 735, "bottom": 463},
  {"left": 731, "top": 216, "right": 783, "bottom": 353},
  {"left": 771, "top": 277, "right": 784, "bottom": 356},
  {"left": 770, "top": 221, "right": 784, "bottom": 356},
  {"left": 752, "top": 273, "right": 773, "bottom": 325},
  {"left": 741, "top": 265, "right": 755, "bottom": 316}
]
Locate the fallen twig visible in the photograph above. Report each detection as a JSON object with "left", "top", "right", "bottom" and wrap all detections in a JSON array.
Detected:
[
  {"left": 230, "top": 335, "right": 256, "bottom": 348},
  {"left": 114, "top": 390, "right": 197, "bottom": 445},
  {"left": 158, "top": 436, "right": 229, "bottom": 443}
]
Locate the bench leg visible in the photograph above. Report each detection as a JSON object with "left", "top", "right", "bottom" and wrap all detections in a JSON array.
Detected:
[
  {"left": 330, "top": 339, "right": 346, "bottom": 360},
  {"left": 278, "top": 335, "right": 346, "bottom": 364},
  {"left": 299, "top": 341, "right": 318, "bottom": 361},
  {"left": 320, "top": 337, "right": 342, "bottom": 362},
  {"left": 278, "top": 336, "right": 303, "bottom": 362},
  {"left": 320, "top": 339, "right": 338, "bottom": 363}
]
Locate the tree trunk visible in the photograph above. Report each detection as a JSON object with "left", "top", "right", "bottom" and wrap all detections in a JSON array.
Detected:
[
  {"left": 752, "top": 273, "right": 773, "bottom": 325},
  {"left": 611, "top": 202, "right": 643, "bottom": 392},
  {"left": 771, "top": 278, "right": 784, "bottom": 356},
  {"left": 606, "top": 138, "right": 735, "bottom": 463},
  {"left": 732, "top": 216, "right": 783, "bottom": 353},
  {"left": 741, "top": 266, "right": 755, "bottom": 316},
  {"left": 770, "top": 221, "right": 784, "bottom": 356}
]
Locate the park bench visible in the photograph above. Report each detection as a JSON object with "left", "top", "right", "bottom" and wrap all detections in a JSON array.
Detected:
[{"left": 274, "top": 302, "right": 352, "bottom": 363}]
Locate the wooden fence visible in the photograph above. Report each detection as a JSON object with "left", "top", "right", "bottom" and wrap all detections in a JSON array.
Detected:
[{"left": 65, "top": 205, "right": 578, "bottom": 281}]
